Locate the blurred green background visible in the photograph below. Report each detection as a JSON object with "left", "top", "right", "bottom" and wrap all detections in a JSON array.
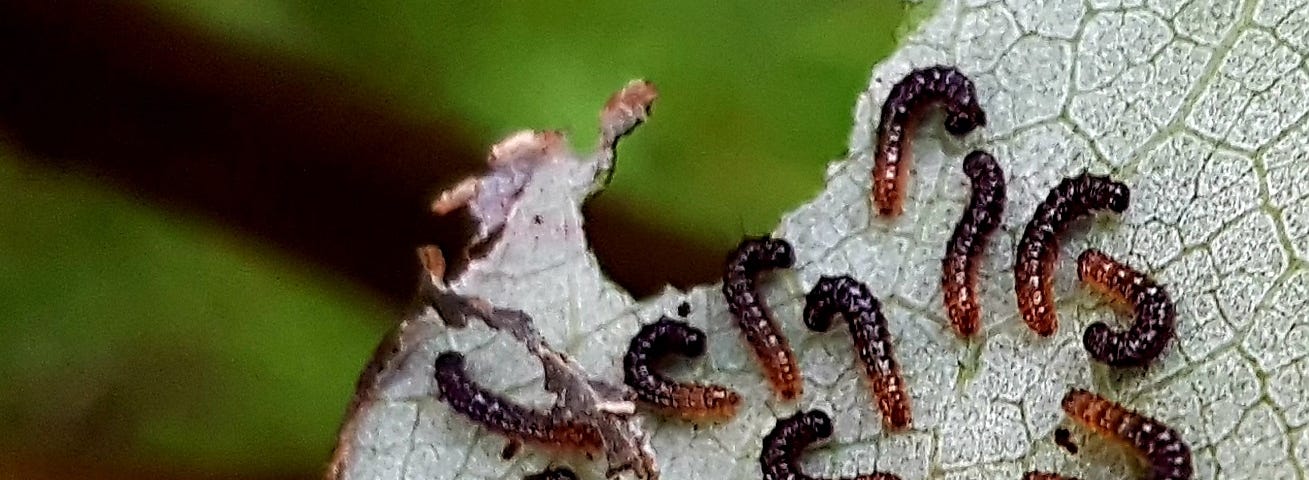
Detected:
[{"left": 0, "top": 2, "right": 925, "bottom": 479}]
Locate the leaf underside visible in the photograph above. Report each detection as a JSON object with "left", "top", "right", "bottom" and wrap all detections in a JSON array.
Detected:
[{"left": 335, "top": 0, "right": 1309, "bottom": 478}]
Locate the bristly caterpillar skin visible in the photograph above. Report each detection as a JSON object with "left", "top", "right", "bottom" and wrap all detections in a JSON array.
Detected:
[
  {"left": 873, "top": 65, "right": 988, "bottom": 217},
  {"left": 803, "top": 275, "right": 912, "bottom": 431},
  {"left": 1077, "top": 249, "right": 1177, "bottom": 367},
  {"left": 433, "top": 351, "right": 603, "bottom": 453},
  {"left": 1015, "top": 172, "right": 1130, "bottom": 337},
  {"left": 1062, "top": 388, "right": 1193, "bottom": 480},
  {"left": 623, "top": 316, "right": 741, "bottom": 421},
  {"left": 942, "top": 150, "right": 1006, "bottom": 337},
  {"left": 760, "top": 410, "right": 902, "bottom": 480},
  {"left": 723, "top": 236, "right": 803, "bottom": 401}
]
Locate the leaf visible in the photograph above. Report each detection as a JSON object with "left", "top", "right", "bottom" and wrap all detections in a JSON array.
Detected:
[{"left": 331, "top": 1, "right": 1309, "bottom": 478}]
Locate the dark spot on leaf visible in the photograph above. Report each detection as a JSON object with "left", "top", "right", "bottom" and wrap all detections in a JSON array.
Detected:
[
  {"left": 1054, "top": 427, "right": 1078, "bottom": 454},
  {"left": 501, "top": 440, "right": 521, "bottom": 459}
]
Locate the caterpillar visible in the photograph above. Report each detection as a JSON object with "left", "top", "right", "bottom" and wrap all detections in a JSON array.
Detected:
[
  {"left": 1015, "top": 173, "right": 1130, "bottom": 336},
  {"left": 623, "top": 317, "right": 741, "bottom": 421},
  {"left": 1061, "top": 388, "right": 1193, "bottom": 480},
  {"left": 1077, "top": 248, "right": 1176, "bottom": 367},
  {"left": 941, "top": 150, "right": 1006, "bottom": 337},
  {"left": 760, "top": 409, "right": 902, "bottom": 480},
  {"left": 433, "top": 351, "right": 603, "bottom": 453},
  {"left": 723, "top": 236, "right": 803, "bottom": 401},
  {"left": 872, "top": 65, "right": 987, "bottom": 217},
  {"left": 803, "top": 275, "right": 911, "bottom": 430}
]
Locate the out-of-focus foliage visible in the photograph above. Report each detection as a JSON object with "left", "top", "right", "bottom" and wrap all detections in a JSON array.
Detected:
[
  {"left": 152, "top": 1, "right": 922, "bottom": 249},
  {"left": 0, "top": 148, "right": 389, "bottom": 472}
]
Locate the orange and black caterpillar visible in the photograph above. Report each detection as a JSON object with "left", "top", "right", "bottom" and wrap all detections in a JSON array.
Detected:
[
  {"left": 1062, "top": 388, "right": 1193, "bottom": 480},
  {"left": 942, "top": 150, "right": 1006, "bottom": 337},
  {"left": 760, "top": 410, "right": 902, "bottom": 480},
  {"left": 803, "top": 275, "right": 911, "bottom": 430},
  {"left": 623, "top": 316, "right": 741, "bottom": 421},
  {"left": 433, "top": 351, "right": 603, "bottom": 454},
  {"left": 1076, "top": 249, "right": 1176, "bottom": 367},
  {"left": 1015, "top": 173, "right": 1130, "bottom": 337},
  {"left": 723, "top": 236, "right": 803, "bottom": 401},
  {"left": 873, "top": 65, "right": 987, "bottom": 217}
]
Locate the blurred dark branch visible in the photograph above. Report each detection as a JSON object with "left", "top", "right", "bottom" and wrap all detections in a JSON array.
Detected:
[{"left": 0, "top": 0, "right": 720, "bottom": 302}]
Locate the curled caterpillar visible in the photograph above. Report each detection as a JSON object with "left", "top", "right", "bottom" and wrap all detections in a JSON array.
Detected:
[
  {"left": 1077, "top": 249, "right": 1176, "bottom": 367},
  {"left": 803, "top": 275, "right": 911, "bottom": 430},
  {"left": 941, "top": 150, "right": 1006, "bottom": 337},
  {"left": 1015, "top": 173, "right": 1130, "bottom": 337},
  {"left": 723, "top": 236, "right": 803, "bottom": 401},
  {"left": 872, "top": 65, "right": 987, "bottom": 217},
  {"left": 433, "top": 351, "right": 603, "bottom": 453},
  {"left": 1062, "top": 388, "right": 1193, "bottom": 480},
  {"left": 760, "top": 410, "right": 902, "bottom": 480},
  {"left": 623, "top": 316, "right": 741, "bottom": 421}
]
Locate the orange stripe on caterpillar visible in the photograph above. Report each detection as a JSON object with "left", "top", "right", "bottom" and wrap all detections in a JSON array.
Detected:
[
  {"left": 433, "top": 351, "right": 603, "bottom": 454},
  {"left": 623, "top": 317, "right": 741, "bottom": 421},
  {"left": 803, "top": 275, "right": 911, "bottom": 431},
  {"left": 1077, "top": 249, "right": 1177, "bottom": 367},
  {"left": 1014, "top": 173, "right": 1129, "bottom": 336},
  {"left": 942, "top": 150, "right": 1006, "bottom": 337},
  {"left": 723, "top": 236, "right": 803, "bottom": 401},
  {"left": 1061, "top": 388, "right": 1193, "bottom": 480},
  {"left": 872, "top": 65, "right": 987, "bottom": 217}
]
